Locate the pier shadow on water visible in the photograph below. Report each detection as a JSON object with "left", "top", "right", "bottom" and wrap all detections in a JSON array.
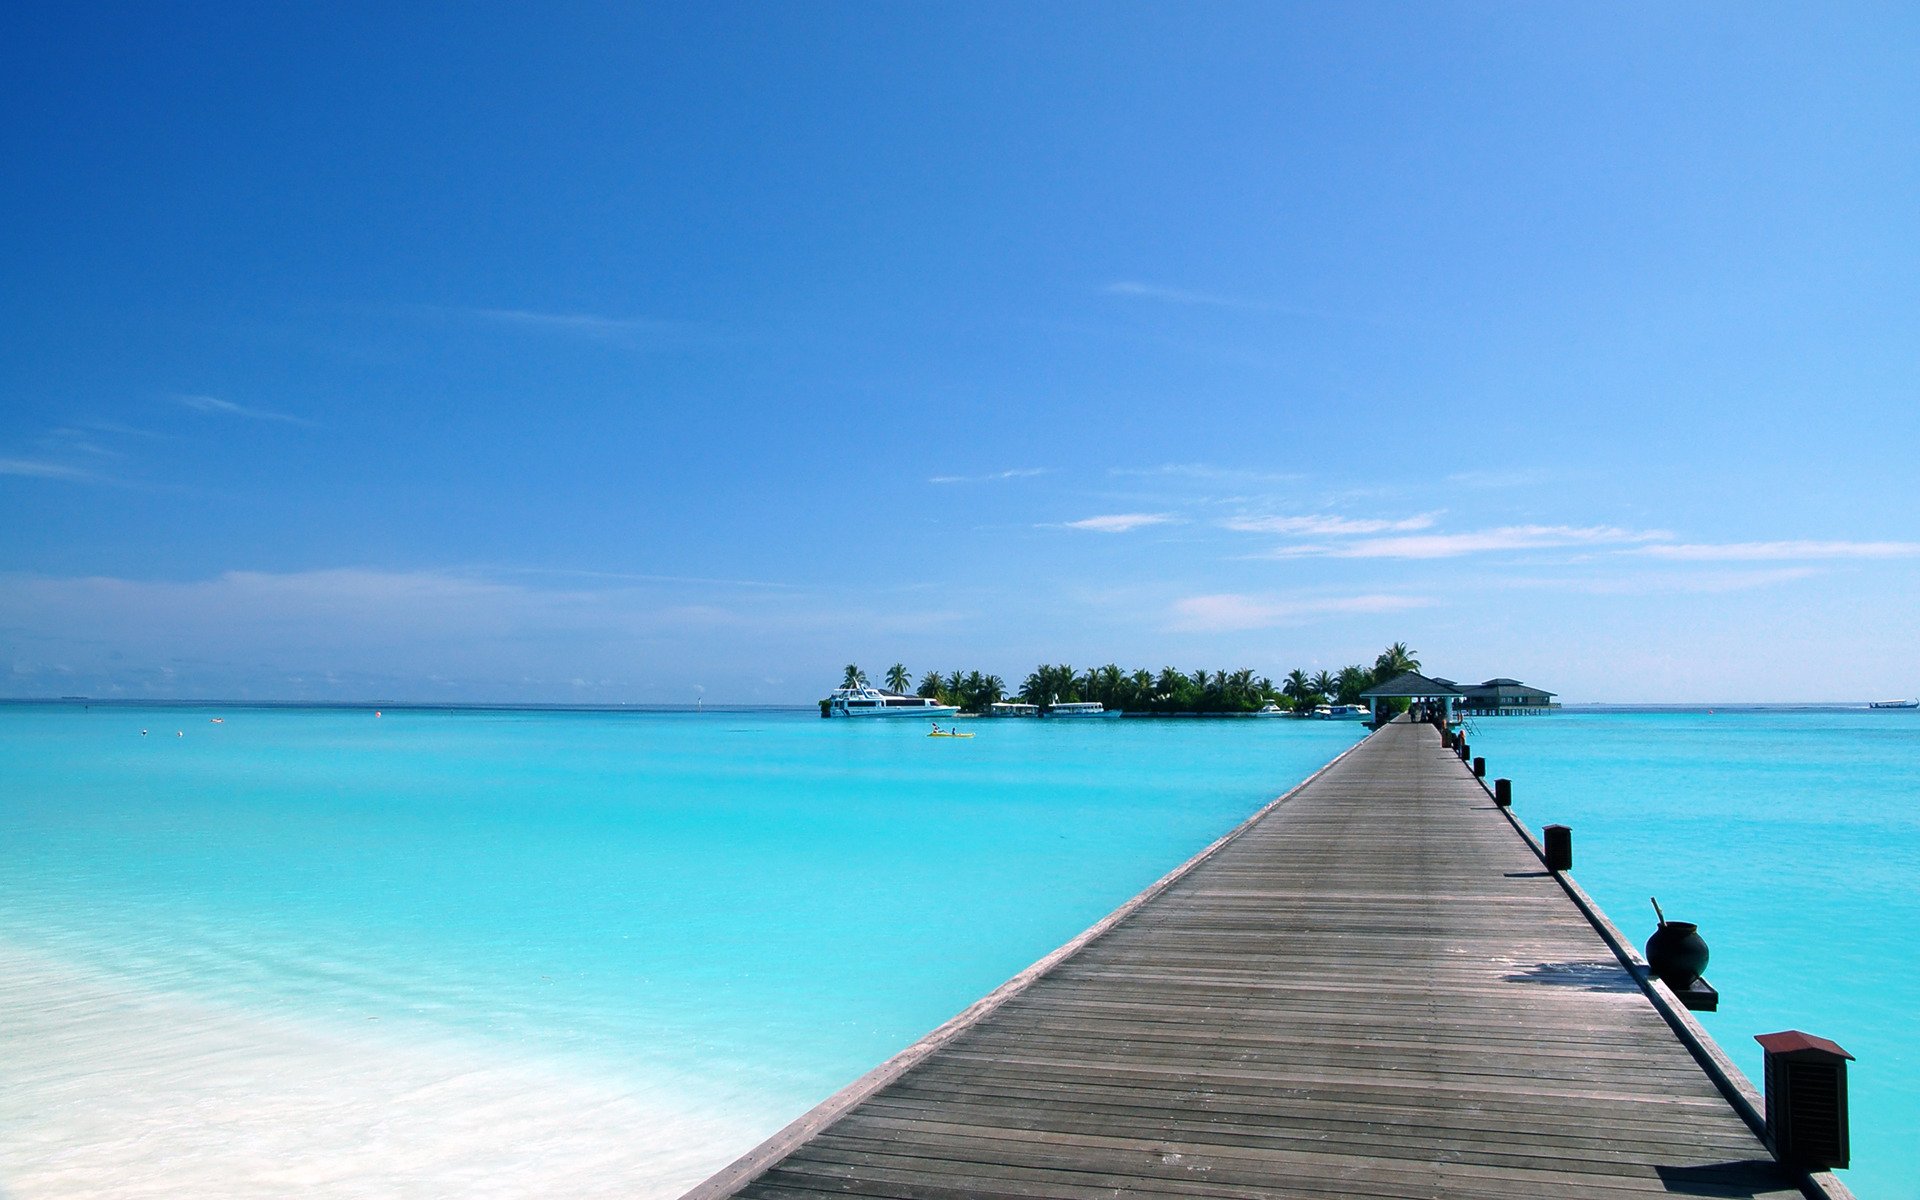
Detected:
[{"left": 1502, "top": 960, "right": 1640, "bottom": 992}]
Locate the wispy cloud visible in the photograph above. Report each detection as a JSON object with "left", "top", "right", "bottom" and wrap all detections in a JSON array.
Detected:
[
  {"left": 1169, "top": 592, "right": 1431, "bottom": 632},
  {"left": 1261, "top": 524, "right": 1669, "bottom": 560},
  {"left": 1104, "top": 281, "right": 1262, "bottom": 310},
  {"left": 1224, "top": 512, "right": 1439, "bottom": 537},
  {"left": 0, "top": 566, "right": 969, "bottom": 700},
  {"left": 473, "top": 308, "right": 689, "bottom": 346},
  {"left": 1057, "top": 513, "right": 1179, "bottom": 533},
  {"left": 0, "top": 457, "right": 105, "bottom": 483},
  {"left": 176, "top": 395, "right": 315, "bottom": 426},
  {"left": 1636, "top": 540, "right": 1920, "bottom": 561},
  {"left": 42, "top": 429, "right": 125, "bottom": 459},
  {"left": 1445, "top": 468, "right": 1557, "bottom": 489},
  {"left": 80, "top": 419, "right": 167, "bottom": 440},
  {"left": 928, "top": 467, "right": 1049, "bottom": 484},
  {"left": 1500, "top": 567, "right": 1823, "bottom": 595},
  {"left": 1110, "top": 463, "right": 1304, "bottom": 486},
  {"left": 500, "top": 567, "right": 803, "bottom": 591}
]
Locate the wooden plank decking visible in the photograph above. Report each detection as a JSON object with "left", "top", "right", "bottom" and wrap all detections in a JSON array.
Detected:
[{"left": 686, "top": 719, "right": 1824, "bottom": 1200}]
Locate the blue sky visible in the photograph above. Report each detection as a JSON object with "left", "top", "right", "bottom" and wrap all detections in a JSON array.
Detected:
[{"left": 3, "top": 2, "right": 1917, "bottom": 703}]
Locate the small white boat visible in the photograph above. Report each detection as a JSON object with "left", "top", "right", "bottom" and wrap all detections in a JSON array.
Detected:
[
  {"left": 1253, "top": 702, "right": 1288, "bottom": 716},
  {"left": 1868, "top": 698, "right": 1918, "bottom": 710},
  {"left": 1311, "top": 703, "right": 1369, "bottom": 720},
  {"left": 1044, "top": 701, "right": 1122, "bottom": 719},
  {"left": 822, "top": 685, "right": 959, "bottom": 718}
]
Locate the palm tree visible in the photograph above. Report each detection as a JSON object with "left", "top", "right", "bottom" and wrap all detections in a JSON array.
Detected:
[
  {"left": 842, "top": 663, "right": 867, "bottom": 689},
  {"left": 1310, "top": 670, "right": 1337, "bottom": 700},
  {"left": 1130, "top": 669, "right": 1154, "bottom": 709},
  {"left": 1155, "top": 667, "right": 1184, "bottom": 702},
  {"left": 1078, "top": 667, "right": 1101, "bottom": 703},
  {"left": 1336, "top": 664, "right": 1372, "bottom": 704},
  {"left": 1228, "top": 668, "right": 1258, "bottom": 710},
  {"left": 885, "top": 663, "right": 911, "bottom": 694},
  {"left": 959, "top": 670, "right": 986, "bottom": 711},
  {"left": 1021, "top": 664, "right": 1073, "bottom": 706},
  {"left": 1282, "top": 669, "right": 1319, "bottom": 713},
  {"left": 918, "top": 670, "right": 944, "bottom": 699},
  {"left": 1372, "top": 642, "right": 1419, "bottom": 682}
]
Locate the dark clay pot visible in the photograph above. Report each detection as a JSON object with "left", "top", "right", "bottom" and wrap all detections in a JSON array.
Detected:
[{"left": 1645, "top": 921, "right": 1710, "bottom": 987}]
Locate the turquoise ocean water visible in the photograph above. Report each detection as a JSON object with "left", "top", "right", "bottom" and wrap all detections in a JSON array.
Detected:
[
  {"left": 1467, "top": 708, "right": 1918, "bottom": 1200},
  {"left": 0, "top": 704, "right": 1912, "bottom": 1197},
  {"left": 0, "top": 705, "right": 1360, "bottom": 1197}
]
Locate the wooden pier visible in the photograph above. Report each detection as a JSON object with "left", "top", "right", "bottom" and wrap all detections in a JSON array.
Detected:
[{"left": 685, "top": 719, "right": 1846, "bottom": 1200}]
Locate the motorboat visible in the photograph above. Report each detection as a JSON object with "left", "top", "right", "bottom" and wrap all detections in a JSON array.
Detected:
[
  {"left": 822, "top": 685, "right": 959, "bottom": 718},
  {"left": 1312, "top": 704, "right": 1369, "bottom": 720}
]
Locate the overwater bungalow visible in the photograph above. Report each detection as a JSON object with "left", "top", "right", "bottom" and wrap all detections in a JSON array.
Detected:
[
  {"left": 1436, "top": 676, "right": 1559, "bottom": 715},
  {"left": 1363, "top": 672, "right": 1559, "bottom": 726}
]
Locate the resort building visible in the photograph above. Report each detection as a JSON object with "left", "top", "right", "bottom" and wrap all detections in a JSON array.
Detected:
[
  {"left": 1358, "top": 671, "right": 1463, "bottom": 727},
  {"left": 1363, "top": 673, "right": 1559, "bottom": 726},
  {"left": 1442, "top": 678, "right": 1559, "bottom": 715}
]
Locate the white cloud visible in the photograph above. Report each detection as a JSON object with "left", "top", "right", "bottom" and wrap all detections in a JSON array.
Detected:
[
  {"left": 1445, "top": 468, "right": 1556, "bottom": 489},
  {"left": 1499, "top": 567, "right": 1824, "bottom": 595},
  {"left": 1111, "top": 463, "right": 1303, "bottom": 486},
  {"left": 1262, "top": 524, "right": 1669, "bottom": 560},
  {"left": 0, "top": 457, "right": 103, "bottom": 483},
  {"left": 472, "top": 308, "right": 687, "bottom": 345},
  {"left": 1224, "top": 512, "right": 1439, "bottom": 537},
  {"left": 0, "top": 567, "right": 967, "bottom": 700},
  {"left": 1636, "top": 540, "right": 1920, "bottom": 561},
  {"left": 176, "top": 395, "right": 314, "bottom": 426},
  {"left": 928, "top": 468, "right": 1049, "bottom": 484},
  {"left": 1057, "top": 513, "right": 1179, "bottom": 533},
  {"left": 1104, "top": 281, "right": 1257, "bottom": 309},
  {"left": 1169, "top": 592, "right": 1431, "bottom": 632}
]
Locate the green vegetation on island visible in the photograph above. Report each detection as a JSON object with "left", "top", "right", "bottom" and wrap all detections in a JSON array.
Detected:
[{"left": 839, "top": 643, "right": 1421, "bottom": 716}]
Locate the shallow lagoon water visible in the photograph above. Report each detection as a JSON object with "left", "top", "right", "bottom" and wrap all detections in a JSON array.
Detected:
[
  {"left": 0, "top": 705, "right": 1359, "bottom": 1197},
  {"left": 1468, "top": 708, "right": 1919, "bottom": 1200},
  {"left": 3, "top": 704, "right": 1912, "bottom": 1197}
]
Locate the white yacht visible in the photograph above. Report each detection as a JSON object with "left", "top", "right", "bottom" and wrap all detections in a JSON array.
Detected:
[
  {"left": 821, "top": 685, "right": 959, "bottom": 718},
  {"left": 1044, "top": 701, "right": 1122, "bottom": 719},
  {"left": 987, "top": 701, "right": 1041, "bottom": 717},
  {"left": 1253, "top": 701, "right": 1288, "bottom": 716},
  {"left": 1311, "top": 703, "right": 1369, "bottom": 720}
]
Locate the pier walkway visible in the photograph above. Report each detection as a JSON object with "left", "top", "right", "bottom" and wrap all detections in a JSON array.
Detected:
[{"left": 686, "top": 719, "right": 1823, "bottom": 1200}]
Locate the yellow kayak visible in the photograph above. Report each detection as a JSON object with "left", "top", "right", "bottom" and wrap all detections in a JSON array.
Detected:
[{"left": 927, "top": 729, "right": 974, "bottom": 738}]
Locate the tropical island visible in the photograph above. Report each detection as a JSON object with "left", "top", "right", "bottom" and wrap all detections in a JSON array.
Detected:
[{"left": 833, "top": 643, "right": 1424, "bottom": 716}]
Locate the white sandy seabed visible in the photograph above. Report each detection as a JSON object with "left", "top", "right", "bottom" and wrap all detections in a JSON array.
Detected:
[{"left": 0, "top": 943, "right": 777, "bottom": 1200}]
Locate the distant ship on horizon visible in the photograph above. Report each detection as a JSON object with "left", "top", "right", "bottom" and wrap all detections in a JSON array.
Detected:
[{"left": 1868, "top": 698, "right": 1918, "bottom": 709}]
